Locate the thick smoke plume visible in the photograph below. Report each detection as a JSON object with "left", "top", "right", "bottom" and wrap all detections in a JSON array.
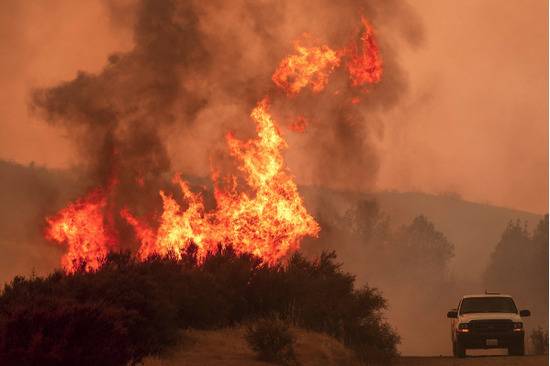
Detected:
[{"left": 31, "top": 0, "right": 422, "bottom": 225}]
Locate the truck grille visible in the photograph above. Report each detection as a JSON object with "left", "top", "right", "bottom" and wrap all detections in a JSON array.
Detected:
[{"left": 469, "top": 319, "right": 513, "bottom": 333}]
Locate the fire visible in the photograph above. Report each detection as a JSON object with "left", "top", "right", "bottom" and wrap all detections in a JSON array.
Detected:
[
  {"left": 45, "top": 189, "right": 114, "bottom": 272},
  {"left": 45, "top": 15, "right": 382, "bottom": 271},
  {"left": 123, "top": 98, "right": 320, "bottom": 264},
  {"left": 217, "top": 98, "right": 319, "bottom": 262},
  {"left": 272, "top": 17, "right": 382, "bottom": 95},
  {"left": 121, "top": 177, "right": 211, "bottom": 260},
  {"left": 344, "top": 17, "right": 383, "bottom": 87},
  {"left": 272, "top": 39, "right": 341, "bottom": 95}
]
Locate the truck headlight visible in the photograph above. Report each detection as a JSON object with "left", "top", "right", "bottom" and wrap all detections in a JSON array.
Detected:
[
  {"left": 513, "top": 322, "right": 523, "bottom": 332},
  {"left": 457, "top": 323, "right": 470, "bottom": 333}
]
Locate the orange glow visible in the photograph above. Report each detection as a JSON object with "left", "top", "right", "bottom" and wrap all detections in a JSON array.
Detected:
[
  {"left": 289, "top": 116, "right": 308, "bottom": 133},
  {"left": 45, "top": 189, "right": 114, "bottom": 272},
  {"left": 123, "top": 98, "right": 320, "bottom": 264}
]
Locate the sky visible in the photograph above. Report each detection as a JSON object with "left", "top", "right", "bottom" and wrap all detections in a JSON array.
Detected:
[{"left": 0, "top": 0, "right": 547, "bottom": 214}]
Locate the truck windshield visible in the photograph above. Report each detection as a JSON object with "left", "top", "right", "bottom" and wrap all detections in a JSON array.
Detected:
[{"left": 460, "top": 297, "right": 517, "bottom": 314}]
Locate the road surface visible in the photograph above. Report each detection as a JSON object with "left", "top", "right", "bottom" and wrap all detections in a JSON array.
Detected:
[{"left": 399, "top": 355, "right": 547, "bottom": 366}]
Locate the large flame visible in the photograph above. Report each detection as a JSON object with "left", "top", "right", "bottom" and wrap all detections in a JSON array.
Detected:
[
  {"left": 45, "top": 189, "right": 114, "bottom": 272},
  {"left": 45, "top": 16, "right": 382, "bottom": 271},
  {"left": 122, "top": 98, "right": 319, "bottom": 264}
]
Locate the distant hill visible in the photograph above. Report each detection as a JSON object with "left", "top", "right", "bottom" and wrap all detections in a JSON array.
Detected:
[{"left": 300, "top": 187, "right": 543, "bottom": 282}]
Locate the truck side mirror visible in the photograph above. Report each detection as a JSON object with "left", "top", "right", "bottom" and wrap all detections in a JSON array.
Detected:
[
  {"left": 519, "top": 309, "right": 531, "bottom": 317},
  {"left": 447, "top": 310, "right": 458, "bottom": 318}
]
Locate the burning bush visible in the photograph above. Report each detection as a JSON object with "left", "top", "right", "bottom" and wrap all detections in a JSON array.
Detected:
[
  {"left": 245, "top": 317, "right": 297, "bottom": 365},
  {"left": 0, "top": 248, "right": 398, "bottom": 365}
]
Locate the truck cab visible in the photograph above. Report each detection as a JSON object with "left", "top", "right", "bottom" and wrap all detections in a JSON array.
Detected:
[{"left": 447, "top": 293, "right": 530, "bottom": 357}]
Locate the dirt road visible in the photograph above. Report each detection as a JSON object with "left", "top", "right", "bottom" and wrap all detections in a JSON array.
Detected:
[{"left": 399, "top": 355, "right": 547, "bottom": 366}]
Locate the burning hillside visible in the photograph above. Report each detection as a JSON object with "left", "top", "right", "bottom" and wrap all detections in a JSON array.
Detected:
[{"left": 44, "top": 17, "right": 383, "bottom": 272}]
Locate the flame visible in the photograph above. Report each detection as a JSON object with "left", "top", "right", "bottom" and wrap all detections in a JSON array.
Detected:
[
  {"left": 344, "top": 17, "right": 383, "bottom": 87},
  {"left": 121, "top": 177, "right": 211, "bottom": 260},
  {"left": 123, "top": 98, "right": 319, "bottom": 264},
  {"left": 45, "top": 15, "right": 382, "bottom": 271},
  {"left": 45, "top": 189, "right": 114, "bottom": 272},
  {"left": 272, "top": 39, "right": 341, "bottom": 95},
  {"left": 272, "top": 17, "right": 382, "bottom": 95}
]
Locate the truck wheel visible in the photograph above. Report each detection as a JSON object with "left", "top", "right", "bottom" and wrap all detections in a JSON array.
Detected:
[
  {"left": 509, "top": 342, "right": 525, "bottom": 356},
  {"left": 453, "top": 341, "right": 466, "bottom": 358}
]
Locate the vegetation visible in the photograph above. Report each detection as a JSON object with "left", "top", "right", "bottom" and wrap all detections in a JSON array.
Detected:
[
  {"left": 530, "top": 327, "right": 548, "bottom": 355},
  {"left": 0, "top": 247, "right": 398, "bottom": 365},
  {"left": 322, "top": 200, "right": 456, "bottom": 355},
  {"left": 485, "top": 215, "right": 549, "bottom": 338},
  {"left": 245, "top": 317, "right": 297, "bottom": 365}
]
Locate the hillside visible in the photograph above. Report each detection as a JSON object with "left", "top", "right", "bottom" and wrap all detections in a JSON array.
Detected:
[
  {"left": 300, "top": 187, "right": 543, "bottom": 282},
  {"left": 143, "top": 327, "right": 360, "bottom": 366}
]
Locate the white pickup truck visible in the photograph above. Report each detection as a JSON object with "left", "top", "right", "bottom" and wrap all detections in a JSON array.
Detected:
[{"left": 447, "top": 293, "right": 531, "bottom": 357}]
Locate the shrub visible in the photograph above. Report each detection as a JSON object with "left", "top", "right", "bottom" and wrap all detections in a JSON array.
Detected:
[
  {"left": 530, "top": 326, "right": 548, "bottom": 355},
  {"left": 0, "top": 248, "right": 399, "bottom": 365},
  {"left": 0, "top": 301, "right": 134, "bottom": 366},
  {"left": 246, "top": 317, "right": 297, "bottom": 365}
]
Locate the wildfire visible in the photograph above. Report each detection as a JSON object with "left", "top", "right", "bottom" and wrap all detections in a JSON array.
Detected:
[
  {"left": 121, "top": 177, "right": 211, "bottom": 261},
  {"left": 45, "top": 189, "right": 114, "bottom": 272},
  {"left": 272, "top": 17, "right": 382, "bottom": 94},
  {"left": 344, "top": 17, "right": 383, "bottom": 87},
  {"left": 272, "top": 39, "right": 341, "bottom": 95},
  {"left": 45, "top": 16, "right": 382, "bottom": 271},
  {"left": 123, "top": 99, "right": 319, "bottom": 264}
]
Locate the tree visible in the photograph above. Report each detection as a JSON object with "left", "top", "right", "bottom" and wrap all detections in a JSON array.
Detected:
[
  {"left": 484, "top": 216, "right": 549, "bottom": 335},
  {"left": 392, "top": 215, "right": 454, "bottom": 280}
]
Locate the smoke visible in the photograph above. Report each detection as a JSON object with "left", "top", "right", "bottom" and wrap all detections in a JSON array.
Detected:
[
  {"left": 0, "top": 161, "right": 84, "bottom": 284},
  {"left": 30, "top": 0, "right": 423, "bottom": 213},
  {"left": 26, "top": 0, "right": 426, "bottom": 348}
]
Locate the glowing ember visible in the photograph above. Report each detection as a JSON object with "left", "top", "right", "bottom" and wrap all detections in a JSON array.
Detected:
[
  {"left": 272, "top": 39, "right": 341, "bottom": 95},
  {"left": 123, "top": 98, "right": 320, "bottom": 264},
  {"left": 344, "top": 17, "right": 383, "bottom": 87},
  {"left": 45, "top": 189, "right": 114, "bottom": 272},
  {"left": 289, "top": 116, "right": 308, "bottom": 133}
]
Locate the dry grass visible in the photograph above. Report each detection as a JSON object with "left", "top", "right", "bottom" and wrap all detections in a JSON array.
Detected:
[{"left": 142, "top": 327, "right": 360, "bottom": 366}]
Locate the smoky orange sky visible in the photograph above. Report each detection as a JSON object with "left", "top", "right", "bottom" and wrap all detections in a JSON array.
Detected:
[{"left": 0, "top": 0, "right": 547, "bottom": 214}]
